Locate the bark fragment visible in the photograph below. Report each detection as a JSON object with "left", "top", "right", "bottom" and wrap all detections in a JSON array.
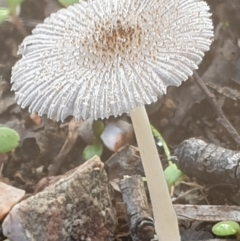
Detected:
[{"left": 173, "top": 138, "right": 240, "bottom": 186}]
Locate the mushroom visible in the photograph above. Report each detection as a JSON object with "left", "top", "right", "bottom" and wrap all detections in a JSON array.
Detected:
[{"left": 11, "top": 0, "right": 213, "bottom": 240}]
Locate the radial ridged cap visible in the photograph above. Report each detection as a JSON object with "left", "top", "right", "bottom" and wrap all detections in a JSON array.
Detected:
[{"left": 11, "top": 0, "right": 213, "bottom": 121}]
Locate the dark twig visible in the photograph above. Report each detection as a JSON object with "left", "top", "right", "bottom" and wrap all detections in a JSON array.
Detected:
[
  {"left": 48, "top": 119, "right": 82, "bottom": 176},
  {"left": 193, "top": 71, "right": 240, "bottom": 144},
  {"left": 10, "top": 12, "right": 28, "bottom": 37},
  {"left": 119, "top": 175, "right": 155, "bottom": 241}
]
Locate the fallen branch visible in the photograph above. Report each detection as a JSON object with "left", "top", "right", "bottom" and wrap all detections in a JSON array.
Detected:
[
  {"left": 174, "top": 204, "right": 240, "bottom": 222},
  {"left": 193, "top": 71, "right": 240, "bottom": 144}
]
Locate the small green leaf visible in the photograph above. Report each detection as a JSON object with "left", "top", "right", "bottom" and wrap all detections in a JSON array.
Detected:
[
  {"left": 92, "top": 120, "right": 104, "bottom": 138},
  {"left": 0, "top": 127, "right": 20, "bottom": 153},
  {"left": 0, "top": 8, "right": 9, "bottom": 24},
  {"left": 6, "top": 0, "right": 24, "bottom": 14},
  {"left": 83, "top": 140, "right": 103, "bottom": 161},
  {"left": 151, "top": 125, "right": 171, "bottom": 164},
  {"left": 212, "top": 221, "right": 240, "bottom": 237},
  {"left": 164, "top": 164, "right": 184, "bottom": 188},
  {"left": 58, "top": 0, "right": 79, "bottom": 7}
]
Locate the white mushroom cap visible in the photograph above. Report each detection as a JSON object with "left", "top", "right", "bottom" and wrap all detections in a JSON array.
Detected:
[{"left": 11, "top": 0, "right": 213, "bottom": 121}]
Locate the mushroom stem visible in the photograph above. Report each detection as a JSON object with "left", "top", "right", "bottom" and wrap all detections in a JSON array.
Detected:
[{"left": 130, "top": 105, "right": 180, "bottom": 241}]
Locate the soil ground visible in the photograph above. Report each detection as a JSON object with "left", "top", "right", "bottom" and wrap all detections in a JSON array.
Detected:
[{"left": 1, "top": 0, "right": 240, "bottom": 240}]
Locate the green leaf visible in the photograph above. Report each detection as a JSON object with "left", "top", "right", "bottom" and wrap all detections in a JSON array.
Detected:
[
  {"left": 212, "top": 221, "right": 240, "bottom": 237},
  {"left": 150, "top": 125, "right": 184, "bottom": 187},
  {"left": 164, "top": 164, "right": 184, "bottom": 188},
  {"left": 92, "top": 120, "right": 104, "bottom": 138},
  {"left": 83, "top": 140, "right": 103, "bottom": 161},
  {"left": 6, "top": 0, "right": 24, "bottom": 14},
  {"left": 58, "top": 0, "right": 80, "bottom": 7},
  {"left": 0, "top": 127, "right": 20, "bottom": 153},
  {"left": 0, "top": 8, "right": 9, "bottom": 24},
  {"left": 151, "top": 125, "right": 171, "bottom": 164}
]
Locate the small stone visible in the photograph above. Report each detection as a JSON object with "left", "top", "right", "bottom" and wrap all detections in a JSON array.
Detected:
[
  {"left": 101, "top": 120, "right": 133, "bottom": 152},
  {"left": 0, "top": 182, "right": 25, "bottom": 220},
  {"left": 2, "top": 156, "right": 117, "bottom": 241}
]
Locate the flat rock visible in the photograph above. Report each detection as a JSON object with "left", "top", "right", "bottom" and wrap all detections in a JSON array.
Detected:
[
  {"left": 0, "top": 182, "right": 25, "bottom": 220},
  {"left": 2, "top": 156, "right": 117, "bottom": 241}
]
